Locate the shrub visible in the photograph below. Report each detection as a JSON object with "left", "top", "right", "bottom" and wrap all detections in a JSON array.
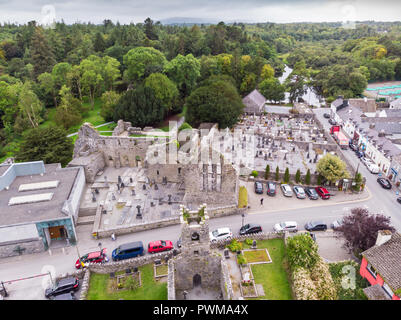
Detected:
[
  {"left": 227, "top": 239, "right": 243, "bottom": 252},
  {"left": 251, "top": 170, "right": 258, "bottom": 177},
  {"left": 310, "top": 258, "right": 338, "bottom": 300},
  {"left": 238, "top": 186, "right": 248, "bottom": 208},
  {"left": 275, "top": 166, "right": 280, "bottom": 181},
  {"left": 292, "top": 267, "right": 318, "bottom": 300},
  {"left": 245, "top": 239, "right": 254, "bottom": 246},
  {"left": 237, "top": 254, "right": 247, "bottom": 266},
  {"left": 284, "top": 168, "right": 290, "bottom": 183},
  {"left": 305, "top": 169, "right": 311, "bottom": 185},
  {"left": 295, "top": 169, "right": 301, "bottom": 183},
  {"left": 264, "top": 164, "right": 270, "bottom": 180},
  {"left": 286, "top": 233, "right": 320, "bottom": 270}
]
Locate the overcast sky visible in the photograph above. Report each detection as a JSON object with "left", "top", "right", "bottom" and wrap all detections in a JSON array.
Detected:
[{"left": 0, "top": 0, "right": 400, "bottom": 24}]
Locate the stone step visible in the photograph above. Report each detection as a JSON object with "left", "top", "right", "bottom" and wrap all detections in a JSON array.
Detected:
[
  {"left": 77, "top": 215, "right": 95, "bottom": 226},
  {"left": 78, "top": 207, "right": 97, "bottom": 217}
]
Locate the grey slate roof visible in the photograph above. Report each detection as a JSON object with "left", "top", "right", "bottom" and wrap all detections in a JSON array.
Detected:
[
  {"left": 363, "top": 284, "right": 391, "bottom": 300},
  {"left": 390, "top": 97, "right": 401, "bottom": 109},
  {"left": 332, "top": 98, "right": 344, "bottom": 108},
  {"left": 242, "top": 89, "right": 266, "bottom": 114},
  {"left": 348, "top": 98, "right": 377, "bottom": 113},
  {"left": 362, "top": 233, "right": 401, "bottom": 291}
]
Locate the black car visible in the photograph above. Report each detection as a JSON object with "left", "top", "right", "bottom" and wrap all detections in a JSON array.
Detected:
[
  {"left": 349, "top": 142, "right": 358, "bottom": 151},
  {"left": 239, "top": 223, "right": 262, "bottom": 235},
  {"left": 377, "top": 177, "right": 392, "bottom": 189},
  {"left": 305, "top": 187, "right": 319, "bottom": 200},
  {"left": 305, "top": 221, "right": 327, "bottom": 231},
  {"left": 328, "top": 118, "right": 336, "bottom": 125},
  {"left": 323, "top": 113, "right": 331, "bottom": 119},
  {"left": 51, "top": 292, "right": 76, "bottom": 300},
  {"left": 254, "top": 181, "right": 263, "bottom": 194},
  {"left": 45, "top": 277, "right": 79, "bottom": 298},
  {"left": 397, "top": 197, "right": 401, "bottom": 204},
  {"left": 355, "top": 150, "right": 365, "bottom": 158},
  {"left": 266, "top": 181, "right": 276, "bottom": 196}
]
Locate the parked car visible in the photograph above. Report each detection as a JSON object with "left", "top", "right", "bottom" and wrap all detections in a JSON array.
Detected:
[
  {"left": 50, "top": 292, "right": 76, "bottom": 300},
  {"left": 349, "top": 142, "right": 358, "bottom": 151},
  {"left": 209, "top": 227, "right": 233, "bottom": 242},
  {"left": 45, "top": 277, "right": 79, "bottom": 299},
  {"left": 331, "top": 218, "right": 344, "bottom": 230},
  {"left": 323, "top": 113, "right": 331, "bottom": 119},
  {"left": 254, "top": 181, "right": 263, "bottom": 194},
  {"left": 176, "top": 237, "right": 182, "bottom": 248},
  {"left": 239, "top": 223, "right": 262, "bottom": 235},
  {"left": 293, "top": 186, "right": 306, "bottom": 199},
  {"left": 361, "top": 157, "right": 374, "bottom": 167},
  {"left": 75, "top": 248, "right": 108, "bottom": 269},
  {"left": 377, "top": 177, "right": 392, "bottom": 189},
  {"left": 397, "top": 197, "right": 401, "bottom": 204},
  {"left": 112, "top": 241, "right": 144, "bottom": 261},
  {"left": 148, "top": 240, "right": 174, "bottom": 254},
  {"left": 328, "top": 118, "right": 336, "bottom": 125},
  {"left": 315, "top": 186, "right": 330, "bottom": 199},
  {"left": 367, "top": 163, "right": 380, "bottom": 174},
  {"left": 281, "top": 184, "right": 293, "bottom": 197},
  {"left": 355, "top": 150, "right": 365, "bottom": 158},
  {"left": 305, "top": 187, "right": 319, "bottom": 200},
  {"left": 266, "top": 181, "right": 276, "bottom": 196},
  {"left": 305, "top": 221, "right": 328, "bottom": 232},
  {"left": 274, "top": 221, "right": 298, "bottom": 233}
]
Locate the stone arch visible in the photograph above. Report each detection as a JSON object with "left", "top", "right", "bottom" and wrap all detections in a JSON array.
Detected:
[{"left": 193, "top": 274, "right": 201, "bottom": 287}]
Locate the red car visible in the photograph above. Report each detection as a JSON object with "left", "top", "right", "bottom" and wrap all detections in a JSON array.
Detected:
[
  {"left": 148, "top": 240, "right": 173, "bottom": 254},
  {"left": 315, "top": 186, "right": 330, "bottom": 199},
  {"left": 75, "top": 248, "right": 107, "bottom": 269}
]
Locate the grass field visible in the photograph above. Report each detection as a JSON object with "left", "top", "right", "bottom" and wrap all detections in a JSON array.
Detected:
[
  {"left": 243, "top": 249, "right": 271, "bottom": 264},
  {"left": 86, "top": 264, "right": 167, "bottom": 300},
  {"left": 242, "top": 239, "right": 293, "bottom": 300}
]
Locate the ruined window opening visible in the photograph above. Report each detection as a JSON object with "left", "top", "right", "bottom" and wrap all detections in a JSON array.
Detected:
[{"left": 191, "top": 232, "right": 199, "bottom": 241}]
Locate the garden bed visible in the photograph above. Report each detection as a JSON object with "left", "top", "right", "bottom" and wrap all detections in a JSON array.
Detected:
[
  {"left": 242, "top": 249, "right": 272, "bottom": 264},
  {"left": 154, "top": 263, "right": 169, "bottom": 279}
]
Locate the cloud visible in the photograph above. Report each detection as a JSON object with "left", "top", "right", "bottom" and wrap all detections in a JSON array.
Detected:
[{"left": 0, "top": 0, "right": 400, "bottom": 24}]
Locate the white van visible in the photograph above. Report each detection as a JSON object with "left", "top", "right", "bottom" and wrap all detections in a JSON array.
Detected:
[
  {"left": 367, "top": 163, "right": 380, "bottom": 174},
  {"left": 274, "top": 221, "right": 298, "bottom": 233}
]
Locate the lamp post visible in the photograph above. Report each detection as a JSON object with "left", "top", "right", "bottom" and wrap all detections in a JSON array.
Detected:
[{"left": 241, "top": 213, "right": 245, "bottom": 227}]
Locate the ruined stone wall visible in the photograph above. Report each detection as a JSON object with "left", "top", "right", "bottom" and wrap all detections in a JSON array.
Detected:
[{"left": 0, "top": 238, "right": 45, "bottom": 258}]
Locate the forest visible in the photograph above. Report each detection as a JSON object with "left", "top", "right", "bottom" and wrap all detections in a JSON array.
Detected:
[{"left": 1, "top": 19, "right": 401, "bottom": 164}]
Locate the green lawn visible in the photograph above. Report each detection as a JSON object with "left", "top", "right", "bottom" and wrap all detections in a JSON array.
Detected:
[
  {"left": 329, "top": 261, "right": 368, "bottom": 300},
  {"left": 86, "top": 264, "right": 167, "bottom": 300},
  {"left": 242, "top": 239, "right": 293, "bottom": 300},
  {"left": 243, "top": 249, "right": 271, "bottom": 264}
]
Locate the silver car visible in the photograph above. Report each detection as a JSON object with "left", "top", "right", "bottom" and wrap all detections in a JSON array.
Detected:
[
  {"left": 293, "top": 186, "right": 306, "bottom": 199},
  {"left": 281, "top": 184, "right": 293, "bottom": 197}
]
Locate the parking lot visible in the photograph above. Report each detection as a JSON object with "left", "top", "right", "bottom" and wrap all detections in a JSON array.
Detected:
[{"left": 243, "top": 180, "right": 370, "bottom": 215}]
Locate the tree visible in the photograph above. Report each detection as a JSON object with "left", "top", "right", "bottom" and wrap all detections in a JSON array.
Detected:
[
  {"left": 93, "top": 32, "right": 106, "bottom": 52},
  {"left": 29, "top": 27, "right": 56, "bottom": 78},
  {"left": 286, "top": 233, "right": 320, "bottom": 270},
  {"left": 284, "top": 167, "right": 290, "bottom": 183},
  {"left": 275, "top": 166, "right": 280, "bottom": 181},
  {"left": 144, "top": 17, "right": 158, "bottom": 40},
  {"left": 102, "top": 56, "right": 121, "bottom": 91},
  {"left": 100, "top": 91, "right": 121, "bottom": 122},
  {"left": 316, "top": 153, "right": 350, "bottom": 184},
  {"left": 259, "top": 77, "right": 285, "bottom": 103},
  {"left": 337, "top": 207, "right": 395, "bottom": 256},
  {"left": 54, "top": 86, "right": 85, "bottom": 129},
  {"left": 185, "top": 77, "right": 244, "bottom": 129},
  {"left": 15, "top": 126, "right": 73, "bottom": 167},
  {"left": 353, "top": 172, "right": 363, "bottom": 192},
  {"left": 305, "top": 169, "right": 311, "bottom": 185},
  {"left": 38, "top": 72, "right": 57, "bottom": 107},
  {"left": 295, "top": 169, "right": 301, "bottom": 184},
  {"left": 113, "top": 85, "right": 166, "bottom": 127},
  {"left": 14, "top": 82, "right": 44, "bottom": 133},
  {"left": 144, "top": 73, "right": 179, "bottom": 112},
  {"left": 264, "top": 164, "right": 270, "bottom": 180},
  {"left": 163, "top": 54, "right": 201, "bottom": 97},
  {"left": 260, "top": 64, "right": 275, "bottom": 80},
  {"left": 123, "top": 47, "right": 167, "bottom": 83},
  {"left": 80, "top": 55, "right": 104, "bottom": 107}
]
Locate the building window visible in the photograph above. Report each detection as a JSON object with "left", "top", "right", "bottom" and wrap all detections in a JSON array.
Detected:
[
  {"left": 382, "top": 282, "right": 394, "bottom": 298},
  {"left": 367, "top": 263, "right": 377, "bottom": 278}
]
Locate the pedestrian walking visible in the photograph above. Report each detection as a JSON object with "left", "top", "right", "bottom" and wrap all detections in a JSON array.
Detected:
[{"left": 260, "top": 198, "right": 264, "bottom": 206}]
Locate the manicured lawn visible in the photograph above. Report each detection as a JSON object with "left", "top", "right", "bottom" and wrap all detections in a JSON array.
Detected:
[
  {"left": 243, "top": 249, "right": 271, "bottom": 264},
  {"left": 242, "top": 239, "right": 293, "bottom": 300},
  {"left": 86, "top": 264, "right": 167, "bottom": 300},
  {"left": 329, "top": 261, "right": 368, "bottom": 300}
]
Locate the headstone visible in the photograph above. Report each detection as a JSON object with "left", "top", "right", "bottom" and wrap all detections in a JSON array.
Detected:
[{"left": 155, "top": 259, "right": 161, "bottom": 265}]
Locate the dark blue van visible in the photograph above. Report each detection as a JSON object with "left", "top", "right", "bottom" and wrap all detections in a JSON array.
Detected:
[{"left": 112, "top": 241, "right": 144, "bottom": 261}]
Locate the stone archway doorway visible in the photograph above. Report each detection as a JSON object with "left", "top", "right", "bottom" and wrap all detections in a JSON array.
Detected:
[{"left": 193, "top": 274, "right": 201, "bottom": 287}]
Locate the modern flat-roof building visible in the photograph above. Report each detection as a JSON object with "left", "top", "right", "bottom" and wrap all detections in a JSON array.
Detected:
[{"left": 0, "top": 161, "right": 85, "bottom": 258}]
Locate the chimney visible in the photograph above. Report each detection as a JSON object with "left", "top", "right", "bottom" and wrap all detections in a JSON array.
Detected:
[{"left": 375, "top": 230, "right": 393, "bottom": 246}]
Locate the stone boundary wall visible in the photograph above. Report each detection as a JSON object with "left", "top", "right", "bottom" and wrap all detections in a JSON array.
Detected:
[
  {"left": 167, "top": 259, "right": 176, "bottom": 300},
  {"left": 210, "top": 232, "right": 285, "bottom": 249},
  {"left": 93, "top": 205, "right": 243, "bottom": 239},
  {"left": 221, "top": 259, "right": 234, "bottom": 300}
]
